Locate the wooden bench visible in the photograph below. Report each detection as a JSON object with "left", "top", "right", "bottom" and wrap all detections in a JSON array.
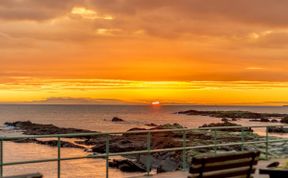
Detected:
[
  {"left": 3, "top": 173, "right": 43, "bottom": 178},
  {"left": 188, "top": 151, "right": 260, "bottom": 178}
]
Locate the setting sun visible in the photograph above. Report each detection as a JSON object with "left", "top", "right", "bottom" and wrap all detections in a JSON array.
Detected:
[{"left": 152, "top": 101, "right": 161, "bottom": 106}]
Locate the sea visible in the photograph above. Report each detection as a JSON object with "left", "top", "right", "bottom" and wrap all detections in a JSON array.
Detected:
[{"left": 0, "top": 104, "right": 287, "bottom": 178}]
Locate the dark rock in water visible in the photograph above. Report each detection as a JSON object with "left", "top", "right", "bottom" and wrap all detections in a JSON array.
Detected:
[
  {"left": 231, "top": 118, "right": 237, "bottom": 121},
  {"left": 176, "top": 110, "right": 288, "bottom": 119},
  {"left": 145, "top": 123, "right": 158, "bottom": 127},
  {"left": 268, "top": 126, "right": 288, "bottom": 133},
  {"left": 13, "top": 138, "right": 85, "bottom": 149},
  {"left": 260, "top": 118, "right": 270, "bottom": 122},
  {"left": 200, "top": 122, "right": 252, "bottom": 132},
  {"left": 112, "top": 117, "right": 124, "bottom": 122},
  {"left": 152, "top": 123, "right": 184, "bottom": 130},
  {"left": 4, "top": 121, "right": 94, "bottom": 137},
  {"left": 221, "top": 118, "right": 229, "bottom": 122},
  {"left": 109, "top": 159, "right": 146, "bottom": 172},
  {"left": 250, "top": 118, "right": 277, "bottom": 123},
  {"left": 126, "top": 128, "right": 147, "bottom": 132},
  {"left": 267, "top": 162, "right": 280, "bottom": 168},
  {"left": 281, "top": 116, "right": 288, "bottom": 123}
]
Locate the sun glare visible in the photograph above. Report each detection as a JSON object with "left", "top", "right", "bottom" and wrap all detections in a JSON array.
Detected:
[{"left": 152, "top": 101, "right": 160, "bottom": 106}]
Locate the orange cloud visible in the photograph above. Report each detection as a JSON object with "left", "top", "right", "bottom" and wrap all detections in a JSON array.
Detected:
[{"left": 1, "top": 1, "right": 288, "bottom": 103}]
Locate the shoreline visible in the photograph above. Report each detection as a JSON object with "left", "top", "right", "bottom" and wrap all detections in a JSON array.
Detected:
[
  {"left": 1, "top": 107, "right": 288, "bottom": 176},
  {"left": 3, "top": 112, "right": 288, "bottom": 174}
]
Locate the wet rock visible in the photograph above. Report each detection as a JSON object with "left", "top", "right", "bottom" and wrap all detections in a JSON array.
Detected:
[
  {"left": 199, "top": 122, "right": 252, "bottom": 132},
  {"left": 112, "top": 117, "right": 124, "bottom": 122},
  {"left": 250, "top": 118, "right": 277, "bottom": 122},
  {"left": 267, "top": 162, "right": 280, "bottom": 168},
  {"left": 145, "top": 123, "right": 158, "bottom": 127},
  {"left": 281, "top": 116, "right": 288, "bottom": 123},
  {"left": 260, "top": 118, "right": 270, "bottom": 122},
  {"left": 126, "top": 128, "right": 147, "bottom": 132},
  {"left": 221, "top": 118, "right": 229, "bottom": 122},
  {"left": 176, "top": 110, "right": 288, "bottom": 119},
  {"left": 4, "top": 121, "right": 94, "bottom": 136},
  {"left": 268, "top": 126, "right": 288, "bottom": 133},
  {"left": 152, "top": 123, "right": 184, "bottom": 130},
  {"left": 109, "top": 159, "right": 146, "bottom": 172}
]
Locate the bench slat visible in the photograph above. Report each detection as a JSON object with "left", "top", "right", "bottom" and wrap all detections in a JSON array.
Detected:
[
  {"left": 189, "top": 167, "right": 255, "bottom": 178},
  {"left": 191, "top": 151, "right": 260, "bottom": 165},
  {"left": 190, "top": 158, "right": 258, "bottom": 173}
]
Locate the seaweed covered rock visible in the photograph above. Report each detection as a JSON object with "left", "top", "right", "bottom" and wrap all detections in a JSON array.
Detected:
[
  {"left": 268, "top": 126, "right": 288, "bottom": 133},
  {"left": 199, "top": 122, "right": 252, "bottom": 132},
  {"left": 281, "top": 116, "right": 288, "bottom": 123},
  {"left": 4, "top": 121, "right": 94, "bottom": 136},
  {"left": 177, "top": 110, "right": 288, "bottom": 119}
]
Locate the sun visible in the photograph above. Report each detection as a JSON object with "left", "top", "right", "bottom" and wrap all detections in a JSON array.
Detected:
[{"left": 152, "top": 101, "right": 160, "bottom": 106}]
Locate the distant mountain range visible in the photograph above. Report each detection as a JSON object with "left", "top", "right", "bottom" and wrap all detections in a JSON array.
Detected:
[{"left": 1, "top": 97, "right": 140, "bottom": 105}]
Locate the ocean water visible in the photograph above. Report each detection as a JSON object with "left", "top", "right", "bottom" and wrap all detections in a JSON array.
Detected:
[{"left": 0, "top": 104, "right": 287, "bottom": 177}]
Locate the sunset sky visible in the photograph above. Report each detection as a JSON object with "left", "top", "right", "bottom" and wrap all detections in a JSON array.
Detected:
[{"left": 1, "top": 0, "right": 288, "bottom": 105}]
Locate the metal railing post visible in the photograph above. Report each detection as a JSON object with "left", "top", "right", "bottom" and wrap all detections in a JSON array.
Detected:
[
  {"left": 145, "top": 131, "right": 151, "bottom": 176},
  {"left": 105, "top": 134, "right": 109, "bottom": 178},
  {"left": 213, "top": 129, "right": 217, "bottom": 154},
  {"left": 57, "top": 137, "right": 61, "bottom": 178},
  {"left": 265, "top": 126, "right": 269, "bottom": 160},
  {"left": 182, "top": 130, "right": 187, "bottom": 170},
  {"left": 0, "top": 139, "right": 3, "bottom": 177}
]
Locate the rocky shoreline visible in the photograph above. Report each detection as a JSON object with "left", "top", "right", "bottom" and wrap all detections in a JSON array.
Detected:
[
  {"left": 176, "top": 110, "right": 288, "bottom": 123},
  {"left": 4, "top": 118, "right": 288, "bottom": 173}
]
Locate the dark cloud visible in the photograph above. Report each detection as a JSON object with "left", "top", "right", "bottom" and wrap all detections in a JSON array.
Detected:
[
  {"left": 0, "top": 0, "right": 81, "bottom": 20},
  {"left": 1, "top": 0, "right": 288, "bottom": 26},
  {"left": 88, "top": 0, "right": 288, "bottom": 26}
]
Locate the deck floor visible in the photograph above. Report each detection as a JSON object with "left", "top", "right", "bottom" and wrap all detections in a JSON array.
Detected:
[{"left": 130, "top": 158, "right": 287, "bottom": 178}]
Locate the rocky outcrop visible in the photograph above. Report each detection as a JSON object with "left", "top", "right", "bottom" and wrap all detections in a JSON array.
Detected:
[
  {"left": 267, "top": 126, "right": 288, "bottom": 133},
  {"left": 145, "top": 123, "right": 158, "bottom": 127},
  {"left": 109, "top": 159, "right": 146, "bottom": 172},
  {"left": 281, "top": 116, "right": 288, "bottom": 123},
  {"left": 4, "top": 121, "right": 95, "bottom": 136},
  {"left": 88, "top": 123, "right": 257, "bottom": 172},
  {"left": 151, "top": 123, "right": 184, "bottom": 130},
  {"left": 199, "top": 122, "right": 252, "bottom": 132},
  {"left": 176, "top": 110, "right": 288, "bottom": 119},
  {"left": 112, "top": 117, "right": 124, "bottom": 122}
]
